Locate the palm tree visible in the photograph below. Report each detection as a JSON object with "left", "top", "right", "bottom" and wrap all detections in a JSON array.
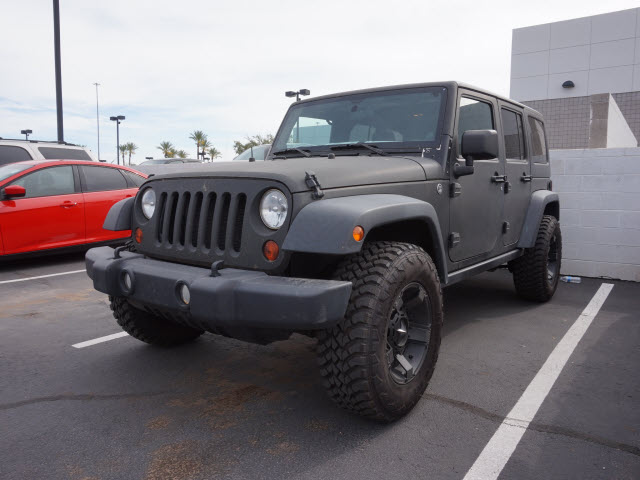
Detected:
[
  {"left": 189, "top": 130, "right": 206, "bottom": 160},
  {"left": 176, "top": 150, "right": 188, "bottom": 159},
  {"left": 125, "top": 142, "right": 138, "bottom": 165},
  {"left": 157, "top": 141, "right": 174, "bottom": 158},
  {"left": 200, "top": 139, "right": 212, "bottom": 160},
  {"left": 208, "top": 146, "right": 222, "bottom": 160},
  {"left": 168, "top": 148, "right": 177, "bottom": 158},
  {"left": 119, "top": 144, "right": 127, "bottom": 164}
]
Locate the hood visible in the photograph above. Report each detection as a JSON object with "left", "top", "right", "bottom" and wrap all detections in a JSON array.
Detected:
[{"left": 151, "top": 156, "right": 428, "bottom": 192}]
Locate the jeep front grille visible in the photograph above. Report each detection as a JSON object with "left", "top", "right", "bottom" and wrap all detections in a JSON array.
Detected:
[{"left": 156, "top": 190, "right": 247, "bottom": 253}]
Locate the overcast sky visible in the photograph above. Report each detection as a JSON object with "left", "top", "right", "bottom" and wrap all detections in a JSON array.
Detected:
[{"left": 1, "top": 0, "right": 639, "bottom": 163}]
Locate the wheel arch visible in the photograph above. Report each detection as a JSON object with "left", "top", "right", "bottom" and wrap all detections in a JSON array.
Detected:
[
  {"left": 517, "top": 190, "right": 559, "bottom": 248},
  {"left": 282, "top": 194, "right": 448, "bottom": 282}
]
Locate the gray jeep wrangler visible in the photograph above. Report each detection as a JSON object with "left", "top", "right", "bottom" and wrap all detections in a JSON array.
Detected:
[{"left": 86, "top": 81, "right": 561, "bottom": 421}]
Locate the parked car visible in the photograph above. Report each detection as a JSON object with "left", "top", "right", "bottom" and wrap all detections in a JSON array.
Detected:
[
  {"left": 233, "top": 144, "right": 271, "bottom": 161},
  {"left": 0, "top": 139, "right": 98, "bottom": 165},
  {"left": 86, "top": 81, "right": 560, "bottom": 421},
  {"left": 0, "top": 160, "right": 146, "bottom": 258}
]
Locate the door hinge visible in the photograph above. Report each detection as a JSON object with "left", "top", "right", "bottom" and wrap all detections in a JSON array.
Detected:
[
  {"left": 449, "top": 232, "right": 460, "bottom": 248},
  {"left": 491, "top": 173, "right": 507, "bottom": 183},
  {"left": 502, "top": 221, "right": 510, "bottom": 234},
  {"left": 304, "top": 171, "right": 324, "bottom": 199},
  {"left": 504, "top": 181, "right": 511, "bottom": 194},
  {"left": 449, "top": 182, "right": 462, "bottom": 197}
]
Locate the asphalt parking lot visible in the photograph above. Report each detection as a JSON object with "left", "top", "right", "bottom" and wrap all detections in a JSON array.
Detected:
[{"left": 1, "top": 252, "right": 639, "bottom": 480}]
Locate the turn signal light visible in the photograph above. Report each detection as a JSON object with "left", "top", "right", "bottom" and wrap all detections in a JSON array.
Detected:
[
  {"left": 352, "top": 226, "right": 365, "bottom": 242},
  {"left": 134, "top": 228, "right": 143, "bottom": 243},
  {"left": 263, "top": 240, "right": 279, "bottom": 261}
]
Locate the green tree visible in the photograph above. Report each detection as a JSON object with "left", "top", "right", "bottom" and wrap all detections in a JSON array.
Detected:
[
  {"left": 157, "top": 141, "right": 174, "bottom": 158},
  {"left": 125, "top": 142, "right": 138, "bottom": 165},
  {"left": 207, "top": 146, "right": 221, "bottom": 160},
  {"left": 232, "top": 134, "right": 274, "bottom": 155},
  {"left": 168, "top": 147, "right": 177, "bottom": 158},
  {"left": 119, "top": 144, "right": 127, "bottom": 164},
  {"left": 176, "top": 149, "right": 188, "bottom": 159},
  {"left": 189, "top": 130, "right": 207, "bottom": 160}
]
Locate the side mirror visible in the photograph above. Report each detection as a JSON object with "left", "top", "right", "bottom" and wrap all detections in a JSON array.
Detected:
[
  {"left": 454, "top": 129, "right": 499, "bottom": 177},
  {"left": 2, "top": 185, "right": 26, "bottom": 200}
]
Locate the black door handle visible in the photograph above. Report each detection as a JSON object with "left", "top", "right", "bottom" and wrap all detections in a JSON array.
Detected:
[
  {"left": 521, "top": 174, "right": 532, "bottom": 182},
  {"left": 491, "top": 174, "right": 507, "bottom": 183}
]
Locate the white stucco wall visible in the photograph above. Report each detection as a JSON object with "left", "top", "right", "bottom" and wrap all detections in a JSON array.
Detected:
[
  {"left": 511, "top": 8, "right": 640, "bottom": 101},
  {"left": 551, "top": 147, "right": 640, "bottom": 281}
]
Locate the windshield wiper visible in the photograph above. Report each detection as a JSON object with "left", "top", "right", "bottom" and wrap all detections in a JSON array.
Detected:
[
  {"left": 271, "top": 147, "right": 311, "bottom": 158},
  {"left": 330, "top": 143, "right": 389, "bottom": 156}
]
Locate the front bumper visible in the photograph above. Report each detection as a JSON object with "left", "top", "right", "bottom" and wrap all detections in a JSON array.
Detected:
[{"left": 86, "top": 246, "right": 352, "bottom": 331}]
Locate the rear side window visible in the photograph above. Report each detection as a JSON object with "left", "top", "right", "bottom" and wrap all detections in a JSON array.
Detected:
[
  {"left": 528, "top": 117, "right": 548, "bottom": 164},
  {"left": 121, "top": 170, "right": 145, "bottom": 187},
  {"left": 0, "top": 146, "right": 33, "bottom": 166},
  {"left": 457, "top": 97, "right": 494, "bottom": 153},
  {"left": 12, "top": 166, "right": 75, "bottom": 198},
  {"left": 38, "top": 147, "right": 92, "bottom": 161},
  {"left": 81, "top": 166, "right": 128, "bottom": 192},
  {"left": 501, "top": 109, "right": 525, "bottom": 160}
]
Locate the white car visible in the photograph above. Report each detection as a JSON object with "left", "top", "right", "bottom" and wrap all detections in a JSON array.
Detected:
[{"left": 0, "top": 139, "right": 98, "bottom": 166}]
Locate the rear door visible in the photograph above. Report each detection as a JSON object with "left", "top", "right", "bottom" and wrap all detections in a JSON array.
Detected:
[
  {"left": 499, "top": 104, "right": 531, "bottom": 246},
  {"left": 79, "top": 165, "right": 137, "bottom": 242},
  {"left": 449, "top": 91, "right": 505, "bottom": 262},
  {"left": 0, "top": 165, "right": 85, "bottom": 254}
]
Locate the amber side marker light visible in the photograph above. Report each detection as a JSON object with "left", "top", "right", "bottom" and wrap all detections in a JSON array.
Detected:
[
  {"left": 134, "top": 228, "right": 143, "bottom": 243},
  {"left": 352, "top": 226, "right": 365, "bottom": 242},
  {"left": 263, "top": 240, "right": 279, "bottom": 261}
]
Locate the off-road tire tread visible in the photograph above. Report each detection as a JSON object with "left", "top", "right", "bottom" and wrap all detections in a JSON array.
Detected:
[
  {"left": 511, "top": 215, "right": 562, "bottom": 302},
  {"left": 109, "top": 296, "right": 203, "bottom": 346},
  {"left": 317, "top": 241, "right": 443, "bottom": 422}
]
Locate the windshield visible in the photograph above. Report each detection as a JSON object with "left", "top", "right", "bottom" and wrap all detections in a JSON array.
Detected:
[
  {"left": 0, "top": 163, "right": 33, "bottom": 183},
  {"left": 272, "top": 87, "right": 447, "bottom": 154}
]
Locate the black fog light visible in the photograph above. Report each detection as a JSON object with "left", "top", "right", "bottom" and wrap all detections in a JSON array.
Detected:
[
  {"left": 177, "top": 283, "right": 191, "bottom": 305},
  {"left": 121, "top": 271, "right": 134, "bottom": 294}
]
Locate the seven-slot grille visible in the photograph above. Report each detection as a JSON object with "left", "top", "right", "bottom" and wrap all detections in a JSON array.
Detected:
[{"left": 155, "top": 190, "right": 247, "bottom": 253}]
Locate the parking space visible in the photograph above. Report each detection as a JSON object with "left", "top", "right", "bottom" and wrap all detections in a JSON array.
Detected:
[{"left": 1, "top": 254, "right": 638, "bottom": 480}]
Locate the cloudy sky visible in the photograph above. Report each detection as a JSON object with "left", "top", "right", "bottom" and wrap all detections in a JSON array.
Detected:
[{"left": 1, "top": 0, "right": 638, "bottom": 163}]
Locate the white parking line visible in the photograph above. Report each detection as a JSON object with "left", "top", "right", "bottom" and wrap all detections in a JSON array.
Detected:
[
  {"left": 463, "top": 282, "right": 614, "bottom": 480},
  {"left": 0, "top": 269, "right": 86, "bottom": 284},
  {"left": 72, "top": 332, "right": 129, "bottom": 349}
]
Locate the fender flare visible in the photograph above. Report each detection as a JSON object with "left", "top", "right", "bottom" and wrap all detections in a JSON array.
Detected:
[
  {"left": 517, "top": 190, "right": 559, "bottom": 248},
  {"left": 103, "top": 197, "right": 134, "bottom": 231},
  {"left": 282, "top": 194, "right": 447, "bottom": 281}
]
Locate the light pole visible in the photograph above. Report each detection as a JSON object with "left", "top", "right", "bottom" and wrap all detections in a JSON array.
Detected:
[
  {"left": 285, "top": 89, "right": 310, "bottom": 102},
  {"left": 93, "top": 83, "right": 100, "bottom": 161},
  {"left": 109, "top": 115, "right": 125, "bottom": 165},
  {"left": 285, "top": 90, "right": 309, "bottom": 143},
  {"left": 53, "top": 0, "right": 64, "bottom": 142},
  {"left": 20, "top": 129, "right": 33, "bottom": 140}
]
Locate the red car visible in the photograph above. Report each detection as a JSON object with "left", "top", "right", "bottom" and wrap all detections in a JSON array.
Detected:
[{"left": 0, "top": 160, "right": 147, "bottom": 257}]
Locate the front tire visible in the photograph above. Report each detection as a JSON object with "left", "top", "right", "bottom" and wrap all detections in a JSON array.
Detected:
[
  {"left": 317, "top": 241, "right": 443, "bottom": 422},
  {"left": 510, "top": 215, "right": 562, "bottom": 302},
  {"left": 109, "top": 296, "right": 204, "bottom": 346}
]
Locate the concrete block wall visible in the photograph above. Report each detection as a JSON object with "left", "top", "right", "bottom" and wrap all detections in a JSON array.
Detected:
[{"left": 550, "top": 147, "right": 640, "bottom": 281}]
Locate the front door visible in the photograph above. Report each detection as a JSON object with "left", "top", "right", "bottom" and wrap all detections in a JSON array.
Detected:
[
  {"left": 0, "top": 165, "right": 85, "bottom": 254},
  {"left": 449, "top": 92, "right": 505, "bottom": 263},
  {"left": 499, "top": 104, "right": 531, "bottom": 246}
]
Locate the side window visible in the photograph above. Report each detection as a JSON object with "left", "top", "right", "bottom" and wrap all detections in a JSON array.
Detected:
[
  {"left": 122, "top": 170, "right": 145, "bottom": 187},
  {"left": 528, "top": 117, "right": 548, "bottom": 164},
  {"left": 457, "top": 97, "right": 494, "bottom": 154},
  {"left": 0, "top": 146, "right": 33, "bottom": 166},
  {"left": 501, "top": 109, "right": 525, "bottom": 161},
  {"left": 81, "top": 166, "right": 128, "bottom": 192},
  {"left": 38, "top": 147, "right": 92, "bottom": 160},
  {"left": 12, "top": 166, "right": 75, "bottom": 198}
]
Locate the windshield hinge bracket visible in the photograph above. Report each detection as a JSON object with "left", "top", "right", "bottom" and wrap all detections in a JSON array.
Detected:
[{"left": 305, "top": 171, "right": 325, "bottom": 199}]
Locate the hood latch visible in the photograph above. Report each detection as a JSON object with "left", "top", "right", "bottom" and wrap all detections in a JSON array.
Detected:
[{"left": 305, "top": 171, "right": 325, "bottom": 199}]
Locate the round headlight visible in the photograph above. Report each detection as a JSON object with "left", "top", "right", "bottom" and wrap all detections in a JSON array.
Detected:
[
  {"left": 141, "top": 188, "right": 156, "bottom": 219},
  {"left": 260, "top": 189, "right": 288, "bottom": 230}
]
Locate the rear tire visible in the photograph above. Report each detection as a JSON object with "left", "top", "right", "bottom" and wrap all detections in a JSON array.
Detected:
[
  {"left": 317, "top": 241, "right": 443, "bottom": 422},
  {"left": 510, "top": 215, "right": 562, "bottom": 302},
  {"left": 109, "top": 296, "right": 204, "bottom": 346}
]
